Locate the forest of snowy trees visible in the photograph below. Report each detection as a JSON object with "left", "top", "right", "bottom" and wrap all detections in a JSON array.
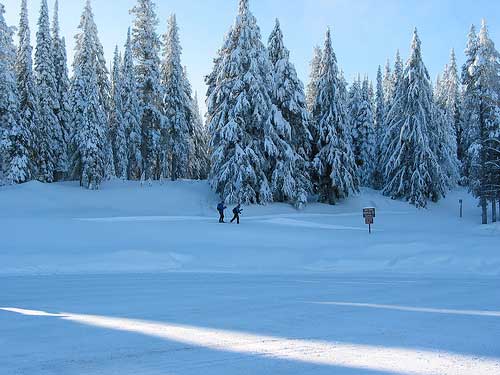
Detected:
[{"left": 0, "top": 0, "right": 499, "bottom": 223}]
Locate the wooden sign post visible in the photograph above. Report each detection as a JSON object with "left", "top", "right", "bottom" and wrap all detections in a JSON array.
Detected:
[
  {"left": 459, "top": 199, "right": 463, "bottom": 218},
  {"left": 363, "top": 208, "right": 376, "bottom": 234}
]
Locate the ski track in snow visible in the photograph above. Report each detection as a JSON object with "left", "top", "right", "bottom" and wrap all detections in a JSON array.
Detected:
[
  {"left": 2, "top": 307, "right": 500, "bottom": 375},
  {"left": 76, "top": 214, "right": 368, "bottom": 231},
  {"left": 308, "top": 302, "right": 500, "bottom": 317},
  {"left": 262, "top": 217, "right": 367, "bottom": 231}
]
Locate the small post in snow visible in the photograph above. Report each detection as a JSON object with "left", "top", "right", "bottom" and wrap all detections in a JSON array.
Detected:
[
  {"left": 459, "top": 199, "right": 463, "bottom": 219},
  {"left": 363, "top": 208, "right": 376, "bottom": 234}
]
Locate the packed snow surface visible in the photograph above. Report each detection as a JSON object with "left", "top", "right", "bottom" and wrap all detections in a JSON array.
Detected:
[{"left": 1, "top": 180, "right": 499, "bottom": 375}]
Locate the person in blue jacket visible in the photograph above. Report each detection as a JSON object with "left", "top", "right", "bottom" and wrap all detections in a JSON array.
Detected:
[
  {"left": 217, "top": 201, "right": 227, "bottom": 223},
  {"left": 231, "top": 204, "right": 243, "bottom": 224}
]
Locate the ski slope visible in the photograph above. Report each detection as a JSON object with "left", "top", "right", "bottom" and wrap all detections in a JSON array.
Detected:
[{"left": 0, "top": 180, "right": 499, "bottom": 375}]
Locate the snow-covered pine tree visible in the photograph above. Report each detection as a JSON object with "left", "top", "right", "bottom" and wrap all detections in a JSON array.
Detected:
[
  {"left": 9, "top": 0, "right": 38, "bottom": 183},
  {"left": 189, "top": 92, "right": 210, "bottom": 180},
  {"left": 434, "top": 73, "right": 443, "bottom": 102},
  {"left": 267, "top": 19, "right": 312, "bottom": 208},
  {"left": 110, "top": 46, "right": 128, "bottom": 179},
  {"left": 382, "top": 29, "right": 442, "bottom": 208},
  {"left": 339, "top": 69, "right": 350, "bottom": 109},
  {"left": 51, "top": 0, "right": 71, "bottom": 169},
  {"left": 182, "top": 66, "right": 197, "bottom": 180},
  {"left": 161, "top": 14, "right": 191, "bottom": 181},
  {"left": 373, "top": 65, "right": 385, "bottom": 189},
  {"left": 381, "top": 50, "right": 405, "bottom": 180},
  {"left": 130, "top": 0, "right": 164, "bottom": 181},
  {"left": 432, "top": 100, "right": 460, "bottom": 192},
  {"left": 382, "top": 59, "right": 393, "bottom": 106},
  {"left": 461, "top": 25, "right": 480, "bottom": 184},
  {"left": 206, "top": 0, "right": 274, "bottom": 204},
  {"left": 306, "top": 46, "right": 323, "bottom": 167},
  {"left": 0, "top": 4, "right": 22, "bottom": 183},
  {"left": 76, "top": 0, "right": 111, "bottom": 115},
  {"left": 467, "top": 20, "right": 500, "bottom": 224},
  {"left": 69, "top": 12, "right": 107, "bottom": 190},
  {"left": 393, "top": 50, "right": 404, "bottom": 91},
  {"left": 434, "top": 57, "right": 460, "bottom": 191},
  {"left": 360, "top": 77, "right": 376, "bottom": 186},
  {"left": 384, "top": 51, "right": 404, "bottom": 109},
  {"left": 34, "top": 0, "right": 64, "bottom": 182},
  {"left": 121, "top": 28, "right": 143, "bottom": 180},
  {"left": 348, "top": 76, "right": 362, "bottom": 159},
  {"left": 75, "top": 0, "right": 114, "bottom": 179},
  {"left": 443, "top": 50, "right": 464, "bottom": 164},
  {"left": 312, "top": 29, "right": 359, "bottom": 204},
  {"left": 349, "top": 76, "right": 376, "bottom": 187},
  {"left": 306, "top": 46, "right": 322, "bottom": 112}
]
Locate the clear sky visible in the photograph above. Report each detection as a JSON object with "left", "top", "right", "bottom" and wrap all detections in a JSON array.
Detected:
[{"left": 2, "top": 0, "right": 500, "bottom": 113}]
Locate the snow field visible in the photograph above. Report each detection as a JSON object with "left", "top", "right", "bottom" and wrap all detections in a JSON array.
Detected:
[{"left": 0, "top": 180, "right": 499, "bottom": 375}]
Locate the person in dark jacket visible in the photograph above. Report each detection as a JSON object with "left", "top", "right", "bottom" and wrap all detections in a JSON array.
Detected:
[
  {"left": 231, "top": 204, "right": 243, "bottom": 224},
  {"left": 217, "top": 201, "right": 227, "bottom": 223}
]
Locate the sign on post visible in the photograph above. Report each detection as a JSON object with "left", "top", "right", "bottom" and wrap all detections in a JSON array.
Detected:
[{"left": 363, "top": 208, "right": 376, "bottom": 234}]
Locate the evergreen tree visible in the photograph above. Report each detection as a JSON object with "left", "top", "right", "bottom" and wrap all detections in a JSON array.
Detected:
[
  {"left": 434, "top": 56, "right": 461, "bottom": 191},
  {"left": 312, "top": 29, "right": 359, "bottom": 204},
  {"left": 75, "top": 0, "right": 114, "bottom": 179},
  {"left": 373, "top": 65, "right": 385, "bottom": 189},
  {"left": 121, "top": 28, "right": 143, "bottom": 180},
  {"left": 34, "top": 0, "right": 64, "bottom": 182},
  {"left": 382, "top": 29, "right": 442, "bottom": 208},
  {"left": 130, "top": 0, "right": 164, "bottom": 180},
  {"left": 110, "top": 47, "right": 128, "bottom": 179},
  {"left": 161, "top": 14, "right": 191, "bottom": 180},
  {"left": 69, "top": 10, "right": 107, "bottom": 190},
  {"left": 349, "top": 76, "right": 376, "bottom": 187},
  {"left": 382, "top": 50, "right": 405, "bottom": 180},
  {"left": 434, "top": 73, "right": 443, "bottom": 101},
  {"left": 267, "top": 19, "right": 312, "bottom": 207},
  {"left": 444, "top": 50, "right": 464, "bottom": 163},
  {"left": 76, "top": 0, "right": 111, "bottom": 114},
  {"left": 306, "top": 46, "right": 322, "bottom": 112},
  {"left": 348, "top": 76, "right": 362, "bottom": 159},
  {"left": 52, "top": 0, "right": 71, "bottom": 165},
  {"left": 359, "top": 77, "right": 376, "bottom": 186},
  {"left": 10, "top": 0, "right": 37, "bottom": 183},
  {"left": 467, "top": 20, "right": 500, "bottom": 224},
  {"left": 461, "top": 25, "right": 480, "bottom": 184},
  {"left": 0, "top": 4, "right": 22, "bottom": 183},
  {"left": 206, "top": 0, "right": 274, "bottom": 204},
  {"left": 393, "top": 50, "right": 404, "bottom": 92},
  {"left": 432, "top": 103, "right": 460, "bottom": 191},
  {"left": 306, "top": 46, "right": 323, "bottom": 169},
  {"left": 189, "top": 92, "right": 210, "bottom": 180},
  {"left": 382, "top": 59, "right": 393, "bottom": 106}
]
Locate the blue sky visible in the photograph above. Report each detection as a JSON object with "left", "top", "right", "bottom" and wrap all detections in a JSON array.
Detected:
[{"left": 2, "top": 0, "right": 500, "bottom": 113}]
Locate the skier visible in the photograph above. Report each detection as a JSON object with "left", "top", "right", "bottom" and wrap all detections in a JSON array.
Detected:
[
  {"left": 217, "top": 201, "right": 227, "bottom": 223},
  {"left": 231, "top": 204, "right": 243, "bottom": 224}
]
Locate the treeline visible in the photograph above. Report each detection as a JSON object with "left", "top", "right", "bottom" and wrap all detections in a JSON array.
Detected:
[
  {"left": 0, "top": 0, "right": 499, "bottom": 223},
  {"left": 206, "top": 0, "right": 500, "bottom": 223},
  {"left": 0, "top": 0, "right": 210, "bottom": 190}
]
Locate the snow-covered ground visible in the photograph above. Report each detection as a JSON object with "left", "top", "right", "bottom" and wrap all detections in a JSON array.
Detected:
[{"left": 1, "top": 180, "right": 499, "bottom": 374}]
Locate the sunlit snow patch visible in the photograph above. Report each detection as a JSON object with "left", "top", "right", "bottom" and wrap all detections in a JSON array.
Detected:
[{"left": 2, "top": 307, "right": 499, "bottom": 375}]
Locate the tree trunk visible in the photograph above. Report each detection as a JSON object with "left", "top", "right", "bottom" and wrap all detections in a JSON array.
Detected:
[
  {"left": 492, "top": 199, "right": 497, "bottom": 223},
  {"left": 481, "top": 196, "right": 488, "bottom": 225},
  {"left": 171, "top": 154, "right": 177, "bottom": 182}
]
